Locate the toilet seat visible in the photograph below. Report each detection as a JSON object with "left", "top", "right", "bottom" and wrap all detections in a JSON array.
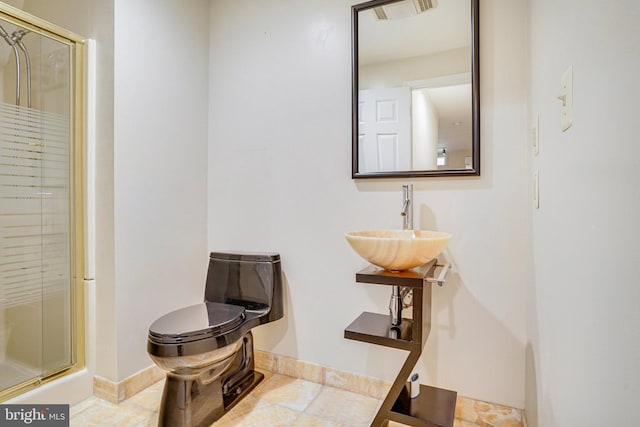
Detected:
[{"left": 149, "top": 302, "right": 245, "bottom": 345}]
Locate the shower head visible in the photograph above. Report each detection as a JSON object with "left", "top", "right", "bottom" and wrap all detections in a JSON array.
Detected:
[
  {"left": 0, "top": 25, "right": 30, "bottom": 46},
  {"left": 0, "top": 25, "right": 31, "bottom": 46}
]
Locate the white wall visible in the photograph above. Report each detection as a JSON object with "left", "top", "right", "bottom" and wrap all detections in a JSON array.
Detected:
[
  {"left": 208, "top": 0, "right": 529, "bottom": 408},
  {"left": 112, "top": 0, "right": 210, "bottom": 380},
  {"left": 360, "top": 47, "right": 470, "bottom": 89},
  {"left": 527, "top": 1, "right": 640, "bottom": 425},
  {"left": 412, "top": 89, "right": 439, "bottom": 170}
]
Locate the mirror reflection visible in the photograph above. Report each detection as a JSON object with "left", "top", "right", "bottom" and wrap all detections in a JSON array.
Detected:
[{"left": 353, "top": 0, "right": 479, "bottom": 177}]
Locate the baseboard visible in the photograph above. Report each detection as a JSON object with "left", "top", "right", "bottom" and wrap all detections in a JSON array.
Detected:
[{"left": 93, "top": 365, "right": 164, "bottom": 404}]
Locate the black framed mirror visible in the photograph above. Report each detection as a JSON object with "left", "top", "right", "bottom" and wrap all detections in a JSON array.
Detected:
[{"left": 352, "top": 0, "right": 479, "bottom": 178}]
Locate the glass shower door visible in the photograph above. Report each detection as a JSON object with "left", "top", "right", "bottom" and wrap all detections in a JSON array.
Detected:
[{"left": 0, "top": 14, "right": 76, "bottom": 394}]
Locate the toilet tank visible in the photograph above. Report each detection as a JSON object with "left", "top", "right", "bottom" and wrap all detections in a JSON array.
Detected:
[{"left": 204, "top": 252, "right": 284, "bottom": 324}]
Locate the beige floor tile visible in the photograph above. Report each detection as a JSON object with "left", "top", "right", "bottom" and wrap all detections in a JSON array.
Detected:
[
  {"left": 70, "top": 398, "right": 151, "bottom": 427},
  {"left": 291, "top": 413, "right": 348, "bottom": 426},
  {"left": 120, "top": 379, "right": 164, "bottom": 412},
  {"left": 251, "top": 374, "right": 323, "bottom": 412},
  {"left": 217, "top": 394, "right": 265, "bottom": 423},
  {"left": 70, "top": 396, "right": 103, "bottom": 417},
  {"left": 305, "top": 387, "right": 381, "bottom": 427},
  {"left": 131, "top": 410, "right": 159, "bottom": 427},
  {"left": 453, "top": 419, "right": 482, "bottom": 427},
  {"left": 215, "top": 398, "right": 300, "bottom": 427}
]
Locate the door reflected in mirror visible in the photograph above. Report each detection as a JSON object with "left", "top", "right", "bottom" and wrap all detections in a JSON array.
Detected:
[{"left": 352, "top": 0, "right": 479, "bottom": 178}]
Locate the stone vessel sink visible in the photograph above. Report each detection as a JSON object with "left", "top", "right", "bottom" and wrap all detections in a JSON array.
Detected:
[{"left": 344, "top": 229, "right": 451, "bottom": 271}]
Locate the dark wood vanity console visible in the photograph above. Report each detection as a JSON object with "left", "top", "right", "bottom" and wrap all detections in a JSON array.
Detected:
[{"left": 344, "top": 260, "right": 457, "bottom": 427}]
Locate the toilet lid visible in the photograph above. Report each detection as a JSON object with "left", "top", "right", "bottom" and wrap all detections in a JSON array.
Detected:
[{"left": 148, "top": 302, "right": 245, "bottom": 344}]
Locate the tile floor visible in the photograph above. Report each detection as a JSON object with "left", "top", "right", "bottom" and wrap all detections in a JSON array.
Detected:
[{"left": 70, "top": 370, "right": 487, "bottom": 426}]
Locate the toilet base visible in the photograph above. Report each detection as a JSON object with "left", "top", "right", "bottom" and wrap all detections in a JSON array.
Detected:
[
  {"left": 222, "top": 369, "right": 264, "bottom": 411},
  {"left": 157, "top": 332, "right": 262, "bottom": 427}
]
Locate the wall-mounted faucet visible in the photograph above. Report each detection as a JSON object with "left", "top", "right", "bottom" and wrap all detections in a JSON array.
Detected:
[
  {"left": 401, "top": 184, "right": 413, "bottom": 230},
  {"left": 390, "top": 184, "right": 414, "bottom": 326}
]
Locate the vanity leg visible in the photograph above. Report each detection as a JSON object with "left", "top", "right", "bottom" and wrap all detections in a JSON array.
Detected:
[{"left": 371, "top": 347, "right": 421, "bottom": 426}]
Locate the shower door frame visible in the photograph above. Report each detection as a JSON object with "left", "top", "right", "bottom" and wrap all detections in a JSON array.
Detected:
[{"left": 0, "top": 3, "right": 86, "bottom": 402}]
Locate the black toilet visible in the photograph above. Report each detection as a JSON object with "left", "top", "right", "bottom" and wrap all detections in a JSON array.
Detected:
[{"left": 147, "top": 251, "right": 284, "bottom": 427}]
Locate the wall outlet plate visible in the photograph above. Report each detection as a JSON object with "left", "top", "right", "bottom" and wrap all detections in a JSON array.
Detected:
[{"left": 559, "top": 66, "right": 573, "bottom": 132}]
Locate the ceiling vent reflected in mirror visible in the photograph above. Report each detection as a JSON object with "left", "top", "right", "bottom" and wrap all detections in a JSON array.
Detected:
[
  {"left": 373, "top": 0, "right": 437, "bottom": 21},
  {"left": 373, "top": 6, "right": 388, "bottom": 20},
  {"left": 414, "top": 0, "right": 438, "bottom": 13}
]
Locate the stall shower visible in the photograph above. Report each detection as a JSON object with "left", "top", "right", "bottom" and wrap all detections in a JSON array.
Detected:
[{"left": 0, "top": 8, "right": 84, "bottom": 400}]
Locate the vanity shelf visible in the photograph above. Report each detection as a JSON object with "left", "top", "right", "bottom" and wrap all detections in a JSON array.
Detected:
[
  {"left": 345, "top": 311, "right": 414, "bottom": 350},
  {"left": 344, "top": 259, "right": 456, "bottom": 427},
  {"left": 390, "top": 383, "right": 458, "bottom": 427}
]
